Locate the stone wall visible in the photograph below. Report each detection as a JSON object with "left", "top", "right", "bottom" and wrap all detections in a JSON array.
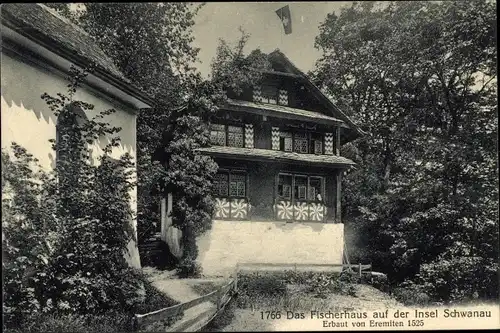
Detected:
[{"left": 196, "top": 220, "right": 344, "bottom": 276}]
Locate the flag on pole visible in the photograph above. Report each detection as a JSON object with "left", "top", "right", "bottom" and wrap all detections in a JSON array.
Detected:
[{"left": 275, "top": 5, "right": 292, "bottom": 35}]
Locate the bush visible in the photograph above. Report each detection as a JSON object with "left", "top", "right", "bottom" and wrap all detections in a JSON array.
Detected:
[
  {"left": 237, "top": 270, "right": 357, "bottom": 299},
  {"left": 2, "top": 66, "right": 144, "bottom": 330},
  {"left": 419, "top": 256, "right": 499, "bottom": 303},
  {"left": 392, "top": 281, "right": 431, "bottom": 306},
  {"left": 238, "top": 272, "right": 288, "bottom": 297},
  {"left": 176, "top": 256, "right": 202, "bottom": 278}
]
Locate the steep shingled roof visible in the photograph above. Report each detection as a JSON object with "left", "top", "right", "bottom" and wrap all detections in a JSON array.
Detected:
[
  {"left": 267, "top": 49, "right": 366, "bottom": 139},
  {"left": 2, "top": 4, "right": 129, "bottom": 82}
]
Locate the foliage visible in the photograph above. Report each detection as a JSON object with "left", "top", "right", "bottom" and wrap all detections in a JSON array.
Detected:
[
  {"left": 4, "top": 273, "right": 178, "bottom": 333},
  {"left": 237, "top": 270, "right": 357, "bottom": 299},
  {"left": 50, "top": 4, "right": 271, "bottom": 275},
  {"left": 392, "top": 280, "right": 431, "bottom": 306},
  {"left": 2, "top": 66, "right": 144, "bottom": 329},
  {"left": 313, "top": 0, "right": 498, "bottom": 302},
  {"left": 68, "top": 3, "right": 206, "bottom": 249}
]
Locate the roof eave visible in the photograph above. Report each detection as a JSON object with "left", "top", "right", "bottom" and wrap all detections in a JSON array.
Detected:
[
  {"left": 1, "top": 12, "right": 155, "bottom": 109},
  {"left": 223, "top": 99, "right": 348, "bottom": 128},
  {"left": 196, "top": 147, "right": 356, "bottom": 169}
]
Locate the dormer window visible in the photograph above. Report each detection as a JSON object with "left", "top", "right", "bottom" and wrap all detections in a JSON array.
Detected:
[{"left": 253, "top": 85, "right": 288, "bottom": 106}]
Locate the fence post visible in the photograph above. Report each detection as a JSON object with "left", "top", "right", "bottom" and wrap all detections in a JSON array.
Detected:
[
  {"left": 217, "top": 287, "right": 222, "bottom": 311},
  {"left": 358, "top": 263, "right": 362, "bottom": 278},
  {"left": 133, "top": 315, "right": 139, "bottom": 332},
  {"left": 234, "top": 264, "right": 238, "bottom": 293}
]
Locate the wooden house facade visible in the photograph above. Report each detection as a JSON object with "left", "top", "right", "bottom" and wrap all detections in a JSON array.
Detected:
[{"left": 197, "top": 50, "right": 363, "bottom": 224}]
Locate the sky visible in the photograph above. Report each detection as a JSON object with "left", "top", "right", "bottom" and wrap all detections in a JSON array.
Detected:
[{"left": 191, "top": 2, "right": 351, "bottom": 78}]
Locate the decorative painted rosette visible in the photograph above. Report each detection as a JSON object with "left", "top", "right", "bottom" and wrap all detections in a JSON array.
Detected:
[
  {"left": 309, "top": 202, "right": 325, "bottom": 221},
  {"left": 294, "top": 202, "right": 309, "bottom": 221},
  {"left": 276, "top": 200, "right": 293, "bottom": 220},
  {"left": 230, "top": 198, "right": 248, "bottom": 219},
  {"left": 214, "top": 197, "right": 229, "bottom": 219}
]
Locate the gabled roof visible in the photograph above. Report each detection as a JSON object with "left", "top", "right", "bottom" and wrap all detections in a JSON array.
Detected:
[
  {"left": 1, "top": 3, "right": 154, "bottom": 108},
  {"left": 267, "top": 49, "right": 365, "bottom": 140}
]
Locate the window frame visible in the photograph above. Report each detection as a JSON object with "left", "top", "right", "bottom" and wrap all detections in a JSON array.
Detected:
[
  {"left": 277, "top": 172, "right": 325, "bottom": 203},
  {"left": 213, "top": 169, "right": 248, "bottom": 199},
  {"left": 210, "top": 123, "right": 245, "bottom": 148},
  {"left": 254, "top": 85, "right": 288, "bottom": 106},
  {"left": 278, "top": 130, "right": 325, "bottom": 155}
]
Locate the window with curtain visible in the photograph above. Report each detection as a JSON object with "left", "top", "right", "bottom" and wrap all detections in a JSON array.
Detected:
[
  {"left": 310, "top": 132, "right": 323, "bottom": 155},
  {"left": 280, "top": 131, "right": 293, "bottom": 152},
  {"left": 278, "top": 174, "right": 292, "bottom": 199},
  {"left": 261, "top": 85, "right": 278, "bottom": 104},
  {"left": 294, "top": 175, "right": 308, "bottom": 200},
  {"left": 309, "top": 177, "right": 324, "bottom": 202},
  {"left": 278, "top": 173, "right": 325, "bottom": 202}
]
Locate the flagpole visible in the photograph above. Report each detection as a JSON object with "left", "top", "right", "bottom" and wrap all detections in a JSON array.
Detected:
[{"left": 280, "top": 6, "right": 283, "bottom": 45}]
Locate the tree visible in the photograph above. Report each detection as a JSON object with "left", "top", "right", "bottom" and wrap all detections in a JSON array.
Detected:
[
  {"left": 313, "top": 0, "right": 498, "bottom": 302},
  {"left": 48, "top": 3, "right": 273, "bottom": 273}
]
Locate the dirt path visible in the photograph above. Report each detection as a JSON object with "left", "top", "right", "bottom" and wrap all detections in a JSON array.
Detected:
[{"left": 141, "top": 267, "right": 229, "bottom": 332}]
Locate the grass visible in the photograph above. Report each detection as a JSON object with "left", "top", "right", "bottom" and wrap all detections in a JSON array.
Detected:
[
  {"left": 190, "top": 281, "right": 223, "bottom": 296},
  {"left": 201, "top": 298, "right": 238, "bottom": 332},
  {"left": 234, "top": 270, "right": 358, "bottom": 311}
]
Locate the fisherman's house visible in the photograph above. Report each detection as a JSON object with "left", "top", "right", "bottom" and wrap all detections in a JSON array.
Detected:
[{"left": 160, "top": 50, "right": 363, "bottom": 276}]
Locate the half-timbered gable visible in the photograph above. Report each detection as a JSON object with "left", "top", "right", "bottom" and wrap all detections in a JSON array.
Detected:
[{"left": 197, "top": 49, "right": 363, "bottom": 224}]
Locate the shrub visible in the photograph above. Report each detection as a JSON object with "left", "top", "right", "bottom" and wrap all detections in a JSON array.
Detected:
[
  {"left": 2, "top": 66, "right": 143, "bottom": 329},
  {"left": 239, "top": 272, "right": 287, "bottom": 297},
  {"left": 392, "top": 281, "right": 431, "bottom": 306},
  {"left": 419, "top": 255, "right": 499, "bottom": 303}
]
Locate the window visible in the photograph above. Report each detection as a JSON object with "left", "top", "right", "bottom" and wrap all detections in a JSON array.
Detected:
[
  {"left": 210, "top": 124, "right": 244, "bottom": 147},
  {"left": 214, "top": 171, "right": 246, "bottom": 198},
  {"left": 210, "top": 124, "right": 226, "bottom": 146},
  {"left": 280, "top": 131, "right": 293, "bottom": 152},
  {"left": 56, "top": 103, "right": 90, "bottom": 166},
  {"left": 253, "top": 85, "right": 288, "bottom": 106},
  {"left": 294, "top": 132, "right": 308, "bottom": 154},
  {"left": 310, "top": 133, "right": 323, "bottom": 155},
  {"left": 227, "top": 126, "right": 244, "bottom": 147},
  {"left": 278, "top": 174, "right": 292, "bottom": 199},
  {"left": 230, "top": 174, "right": 246, "bottom": 197},
  {"left": 309, "top": 177, "right": 324, "bottom": 202},
  {"left": 294, "top": 175, "right": 308, "bottom": 200},
  {"left": 261, "top": 85, "right": 278, "bottom": 104},
  {"left": 277, "top": 131, "right": 326, "bottom": 155},
  {"left": 214, "top": 173, "right": 229, "bottom": 196},
  {"left": 278, "top": 173, "right": 325, "bottom": 202}
]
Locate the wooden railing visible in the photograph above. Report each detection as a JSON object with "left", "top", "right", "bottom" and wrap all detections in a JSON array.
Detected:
[
  {"left": 134, "top": 262, "right": 372, "bottom": 331},
  {"left": 236, "top": 262, "right": 372, "bottom": 277},
  {"left": 133, "top": 279, "right": 236, "bottom": 332}
]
